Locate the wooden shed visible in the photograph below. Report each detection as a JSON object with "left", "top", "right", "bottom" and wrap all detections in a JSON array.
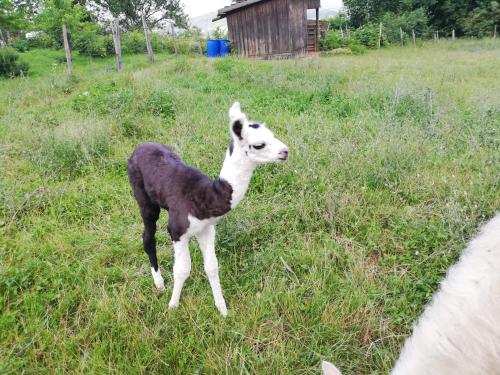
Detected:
[{"left": 213, "top": 0, "right": 321, "bottom": 58}]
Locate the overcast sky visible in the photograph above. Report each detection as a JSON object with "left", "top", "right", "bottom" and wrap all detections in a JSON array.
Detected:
[{"left": 182, "top": 0, "right": 344, "bottom": 18}]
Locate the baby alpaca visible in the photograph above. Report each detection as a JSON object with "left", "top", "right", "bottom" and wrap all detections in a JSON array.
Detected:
[{"left": 127, "top": 102, "right": 288, "bottom": 316}]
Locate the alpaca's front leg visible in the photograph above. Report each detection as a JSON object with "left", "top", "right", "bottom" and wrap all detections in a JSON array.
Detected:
[
  {"left": 168, "top": 238, "right": 191, "bottom": 309},
  {"left": 196, "top": 225, "right": 227, "bottom": 316}
]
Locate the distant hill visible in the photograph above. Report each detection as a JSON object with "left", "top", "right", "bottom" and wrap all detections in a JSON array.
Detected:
[
  {"left": 190, "top": 12, "right": 227, "bottom": 36},
  {"left": 190, "top": 7, "right": 338, "bottom": 35}
]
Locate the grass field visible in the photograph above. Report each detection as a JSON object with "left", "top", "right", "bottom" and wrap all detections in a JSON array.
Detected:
[{"left": 1, "top": 40, "right": 499, "bottom": 374}]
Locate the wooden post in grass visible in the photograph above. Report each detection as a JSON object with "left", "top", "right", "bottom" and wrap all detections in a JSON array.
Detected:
[
  {"left": 340, "top": 26, "right": 344, "bottom": 38},
  {"left": 111, "top": 18, "right": 123, "bottom": 71},
  {"left": 378, "top": 22, "right": 382, "bottom": 49},
  {"left": 171, "top": 23, "right": 177, "bottom": 55},
  {"left": 436, "top": 30, "right": 439, "bottom": 40},
  {"left": 142, "top": 14, "right": 154, "bottom": 62},
  {"left": 197, "top": 30, "right": 203, "bottom": 55},
  {"left": 400, "top": 27, "right": 404, "bottom": 46},
  {"left": 0, "top": 30, "right": 6, "bottom": 48},
  {"left": 412, "top": 29, "right": 416, "bottom": 46},
  {"left": 494, "top": 25, "right": 497, "bottom": 39},
  {"left": 62, "top": 24, "right": 73, "bottom": 76},
  {"left": 5, "top": 30, "right": 12, "bottom": 46},
  {"left": 452, "top": 29, "right": 455, "bottom": 40}
]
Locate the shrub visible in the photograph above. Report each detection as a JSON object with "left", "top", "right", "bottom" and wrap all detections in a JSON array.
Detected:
[
  {"left": 320, "top": 31, "right": 343, "bottom": 51},
  {"left": 352, "top": 23, "right": 388, "bottom": 48},
  {"left": 27, "top": 32, "right": 57, "bottom": 49},
  {"left": 0, "top": 48, "right": 30, "bottom": 77},
  {"left": 73, "top": 24, "right": 108, "bottom": 57},
  {"left": 122, "top": 32, "right": 146, "bottom": 54},
  {"left": 14, "top": 40, "right": 29, "bottom": 52},
  {"left": 381, "top": 9, "right": 429, "bottom": 44}
]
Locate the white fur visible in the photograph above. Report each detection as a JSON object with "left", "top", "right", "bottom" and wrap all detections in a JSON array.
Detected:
[
  {"left": 322, "top": 214, "right": 500, "bottom": 375},
  {"left": 322, "top": 361, "right": 342, "bottom": 375},
  {"left": 392, "top": 213, "right": 500, "bottom": 374},
  {"left": 165, "top": 102, "right": 288, "bottom": 316},
  {"left": 151, "top": 267, "right": 165, "bottom": 290}
]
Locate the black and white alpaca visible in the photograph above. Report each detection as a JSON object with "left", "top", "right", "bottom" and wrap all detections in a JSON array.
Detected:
[{"left": 128, "top": 102, "right": 288, "bottom": 316}]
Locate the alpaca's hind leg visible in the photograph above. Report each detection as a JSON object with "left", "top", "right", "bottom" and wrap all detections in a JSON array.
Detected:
[
  {"left": 140, "top": 204, "right": 163, "bottom": 290},
  {"left": 168, "top": 237, "right": 191, "bottom": 309},
  {"left": 197, "top": 225, "right": 227, "bottom": 317}
]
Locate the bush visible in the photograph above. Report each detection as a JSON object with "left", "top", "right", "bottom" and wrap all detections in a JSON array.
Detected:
[
  {"left": 381, "top": 9, "right": 429, "bottom": 44},
  {"left": 352, "top": 23, "right": 388, "bottom": 48},
  {"left": 0, "top": 48, "right": 29, "bottom": 78},
  {"left": 27, "top": 33, "right": 56, "bottom": 49},
  {"left": 122, "top": 32, "right": 146, "bottom": 54},
  {"left": 14, "top": 40, "right": 29, "bottom": 52},
  {"left": 320, "top": 31, "right": 343, "bottom": 51},
  {"left": 73, "top": 24, "right": 109, "bottom": 57}
]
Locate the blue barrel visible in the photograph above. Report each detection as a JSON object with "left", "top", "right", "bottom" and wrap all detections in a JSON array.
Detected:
[
  {"left": 206, "top": 39, "right": 220, "bottom": 58},
  {"left": 219, "top": 39, "right": 230, "bottom": 57}
]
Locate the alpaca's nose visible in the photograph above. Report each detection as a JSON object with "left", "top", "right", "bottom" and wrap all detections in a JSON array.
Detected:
[{"left": 279, "top": 149, "right": 289, "bottom": 160}]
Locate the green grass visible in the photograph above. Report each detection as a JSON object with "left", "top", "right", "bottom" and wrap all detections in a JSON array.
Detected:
[{"left": 1, "top": 40, "right": 499, "bottom": 374}]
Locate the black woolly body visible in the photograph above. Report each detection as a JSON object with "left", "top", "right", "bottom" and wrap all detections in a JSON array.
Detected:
[{"left": 128, "top": 143, "right": 233, "bottom": 242}]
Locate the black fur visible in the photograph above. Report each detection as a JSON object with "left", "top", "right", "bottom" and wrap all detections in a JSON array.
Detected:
[
  {"left": 249, "top": 123, "right": 260, "bottom": 129},
  {"left": 128, "top": 143, "right": 233, "bottom": 268},
  {"left": 232, "top": 120, "right": 243, "bottom": 139}
]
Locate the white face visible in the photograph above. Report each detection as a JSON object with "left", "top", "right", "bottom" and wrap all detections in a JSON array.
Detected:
[{"left": 228, "top": 102, "right": 288, "bottom": 163}]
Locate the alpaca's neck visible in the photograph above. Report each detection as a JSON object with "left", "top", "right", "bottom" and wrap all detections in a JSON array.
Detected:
[{"left": 219, "top": 147, "right": 257, "bottom": 209}]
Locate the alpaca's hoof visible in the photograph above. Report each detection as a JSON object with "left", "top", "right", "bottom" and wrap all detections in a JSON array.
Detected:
[
  {"left": 217, "top": 304, "right": 228, "bottom": 317},
  {"left": 168, "top": 300, "right": 179, "bottom": 309},
  {"left": 155, "top": 282, "right": 166, "bottom": 291}
]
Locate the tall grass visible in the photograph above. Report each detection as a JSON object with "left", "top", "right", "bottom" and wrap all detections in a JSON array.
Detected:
[{"left": 0, "top": 39, "right": 499, "bottom": 374}]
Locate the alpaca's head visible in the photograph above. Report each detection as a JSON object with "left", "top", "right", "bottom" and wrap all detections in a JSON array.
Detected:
[{"left": 228, "top": 102, "right": 288, "bottom": 163}]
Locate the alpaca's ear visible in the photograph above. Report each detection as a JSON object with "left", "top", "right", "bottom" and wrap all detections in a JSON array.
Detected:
[
  {"left": 232, "top": 119, "right": 243, "bottom": 140},
  {"left": 322, "top": 361, "right": 342, "bottom": 375},
  {"left": 229, "top": 102, "right": 242, "bottom": 120},
  {"left": 229, "top": 101, "right": 246, "bottom": 141}
]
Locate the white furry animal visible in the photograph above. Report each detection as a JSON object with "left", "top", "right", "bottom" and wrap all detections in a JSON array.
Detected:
[
  {"left": 128, "top": 102, "right": 288, "bottom": 316},
  {"left": 323, "top": 213, "right": 500, "bottom": 375}
]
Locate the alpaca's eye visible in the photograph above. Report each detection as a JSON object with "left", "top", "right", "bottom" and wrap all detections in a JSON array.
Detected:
[{"left": 252, "top": 143, "right": 266, "bottom": 150}]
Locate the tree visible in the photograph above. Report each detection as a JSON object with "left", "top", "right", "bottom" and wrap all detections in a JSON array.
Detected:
[
  {"left": 91, "top": 0, "right": 188, "bottom": 29},
  {"left": 35, "top": 0, "right": 87, "bottom": 47},
  {"left": 0, "top": 0, "right": 27, "bottom": 32}
]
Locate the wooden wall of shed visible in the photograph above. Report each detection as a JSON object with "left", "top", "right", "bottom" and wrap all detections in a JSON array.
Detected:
[
  {"left": 226, "top": 0, "right": 308, "bottom": 58},
  {"left": 288, "top": 0, "right": 308, "bottom": 55}
]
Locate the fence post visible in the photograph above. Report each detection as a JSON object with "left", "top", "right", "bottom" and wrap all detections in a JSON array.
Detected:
[
  {"left": 452, "top": 29, "right": 455, "bottom": 40},
  {"left": 171, "top": 23, "right": 177, "bottom": 54},
  {"left": 62, "top": 24, "right": 73, "bottom": 76},
  {"left": 197, "top": 30, "right": 203, "bottom": 55},
  {"left": 0, "top": 30, "right": 5, "bottom": 48},
  {"left": 399, "top": 27, "right": 404, "bottom": 46},
  {"left": 436, "top": 30, "right": 439, "bottom": 40},
  {"left": 378, "top": 22, "right": 382, "bottom": 49},
  {"left": 340, "top": 26, "right": 344, "bottom": 38},
  {"left": 142, "top": 14, "right": 154, "bottom": 62},
  {"left": 5, "top": 30, "right": 12, "bottom": 46},
  {"left": 412, "top": 29, "right": 416, "bottom": 46},
  {"left": 494, "top": 25, "right": 497, "bottom": 39},
  {"left": 111, "top": 18, "right": 122, "bottom": 71}
]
